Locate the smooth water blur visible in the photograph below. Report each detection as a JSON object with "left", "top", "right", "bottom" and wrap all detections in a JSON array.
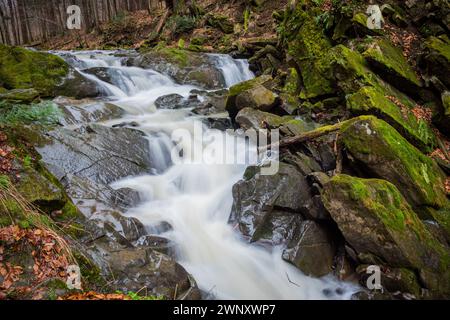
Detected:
[{"left": 58, "top": 50, "right": 358, "bottom": 300}]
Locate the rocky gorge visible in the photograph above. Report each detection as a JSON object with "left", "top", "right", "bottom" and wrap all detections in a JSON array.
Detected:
[{"left": 0, "top": 0, "right": 449, "bottom": 300}]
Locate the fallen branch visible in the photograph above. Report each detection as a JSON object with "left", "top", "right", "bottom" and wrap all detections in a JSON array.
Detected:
[{"left": 259, "top": 121, "right": 347, "bottom": 152}]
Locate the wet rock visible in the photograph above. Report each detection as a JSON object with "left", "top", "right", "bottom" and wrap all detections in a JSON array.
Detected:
[
  {"left": 55, "top": 67, "right": 103, "bottom": 99},
  {"left": 250, "top": 210, "right": 303, "bottom": 245},
  {"left": 0, "top": 88, "right": 40, "bottom": 103},
  {"left": 90, "top": 209, "right": 146, "bottom": 242},
  {"left": 107, "top": 247, "right": 201, "bottom": 299},
  {"left": 55, "top": 99, "right": 125, "bottom": 125},
  {"left": 203, "top": 115, "right": 233, "bottom": 131},
  {"left": 155, "top": 94, "right": 184, "bottom": 109},
  {"left": 231, "top": 163, "right": 313, "bottom": 244},
  {"left": 340, "top": 116, "right": 447, "bottom": 211},
  {"left": 322, "top": 174, "right": 450, "bottom": 295},
  {"left": 135, "top": 235, "right": 175, "bottom": 256},
  {"left": 130, "top": 48, "right": 226, "bottom": 89},
  {"left": 282, "top": 221, "right": 336, "bottom": 277},
  {"left": 36, "top": 124, "right": 152, "bottom": 186},
  {"left": 191, "top": 89, "right": 228, "bottom": 115},
  {"left": 84, "top": 67, "right": 115, "bottom": 84}
]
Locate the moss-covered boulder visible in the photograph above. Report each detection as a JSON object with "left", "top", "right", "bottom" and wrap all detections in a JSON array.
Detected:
[
  {"left": 363, "top": 38, "right": 422, "bottom": 94},
  {"left": 340, "top": 116, "right": 447, "bottom": 210},
  {"left": 0, "top": 88, "right": 39, "bottom": 103},
  {"left": 346, "top": 86, "right": 436, "bottom": 152},
  {"left": 131, "top": 47, "right": 225, "bottom": 89},
  {"left": 225, "top": 75, "right": 279, "bottom": 119},
  {"left": 322, "top": 174, "right": 450, "bottom": 295},
  {"left": 0, "top": 45, "right": 69, "bottom": 97}
]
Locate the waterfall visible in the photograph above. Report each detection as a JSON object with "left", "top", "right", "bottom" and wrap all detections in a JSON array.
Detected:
[
  {"left": 208, "top": 54, "right": 255, "bottom": 87},
  {"left": 61, "top": 51, "right": 358, "bottom": 300}
]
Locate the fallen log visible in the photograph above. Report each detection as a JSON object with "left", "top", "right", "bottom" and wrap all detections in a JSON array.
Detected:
[{"left": 258, "top": 120, "right": 349, "bottom": 152}]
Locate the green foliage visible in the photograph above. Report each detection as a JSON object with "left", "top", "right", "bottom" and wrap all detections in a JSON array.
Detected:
[
  {"left": 116, "top": 291, "right": 165, "bottom": 301},
  {"left": 244, "top": 8, "right": 251, "bottom": 33},
  {"left": 0, "top": 175, "right": 10, "bottom": 190},
  {"left": 168, "top": 15, "right": 197, "bottom": 36},
  {"left": 0, "top": 100, "right": 61, "bottom": 125},
  {"left": 177, "top": 38, "right": 186, "bottom": 49},
  {"left": 23, "top": 155, "right": 32, "bottom": 169}
]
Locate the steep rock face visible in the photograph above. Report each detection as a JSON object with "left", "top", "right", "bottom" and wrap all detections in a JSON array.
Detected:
[{"left": 0, "top": 0, "right": 160, "bottom": 46}]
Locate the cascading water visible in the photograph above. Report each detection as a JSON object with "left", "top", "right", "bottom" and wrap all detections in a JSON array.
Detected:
[{"left": 58, "top": 51, "right": 358, "bottom": 300}]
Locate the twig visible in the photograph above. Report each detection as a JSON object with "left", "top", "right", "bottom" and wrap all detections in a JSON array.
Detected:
[{"left": 286, "top": 272, "right": 301, "bottom": 287}]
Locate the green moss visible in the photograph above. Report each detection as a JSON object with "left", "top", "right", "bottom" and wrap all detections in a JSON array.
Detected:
[
  {"left": 341, "top": 116, "right": 447, "bottom": 209},
  {"left": 228, "top": 75, "right": 272, "bottom": 97},
  {"left": 324, "top": 174, "right": 450, "bottom": 281},
  {"left": 426, "top": 36, "right": 450, "bottom": 61},
  {"left": 74, "top": 251, "right": 107, "bottom": 290},
  {"left": 347, "top": 86, "right": 436, "bottom": 152},
  {"left": 153, "top": 47, "right": 190, "bottom": 67},
  {"left": 0, "top": 44, "right": 68, "bottom": 97},
  {"left": 287, "top": 10, "right": 334, "bottom": 99},
  {"left": 363, "top": 38, "right": 421, "bottom": 87},
  {"left": 330, "top": 175, "right": 407, "bottom": 231}
]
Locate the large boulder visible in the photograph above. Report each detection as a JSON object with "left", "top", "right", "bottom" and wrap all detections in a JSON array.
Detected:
[
  {"left": 225, "top": 75, "right": 279, "bottom": 119},
  {"left": 0, "top": 44, "right": 68, "bottom": 97},
  {"left": 363, "top": 38, "right": 422, "bottom": 95},
  {"left": 340, "top": 116, "right": 447, "bottom": 211},
  {"left": 322, "top": 174, "right": 450, "bottom": 295},
  {"left": 36, "top": 124, "right": 152, "bottom": 185},
  {"left": 231, "top": 163, "right": 313, "bottom": 244},
  {"left": 129, "top": 48, "right": 225, "bottom": 89},
  {"left": 54, "top": 68, "right": 103, "bottom": 99},
  {"left": 282, "top": 221, "right": 336, "bottom": 277},
  {"left": 346, "top": 86, "right": 436, "bottom": 152}
]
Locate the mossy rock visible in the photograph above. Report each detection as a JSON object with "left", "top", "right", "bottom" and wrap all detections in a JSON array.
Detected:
[
  {"left": 286, "top": 9, "right": 334, "bottom": 99},
  {"left": 0, "top": 44, "right": 69, "bottom": 97},
  {"left": 205, "top": 14, "right": 234, "bottom": 34},
  {"left": 226, "top": 75, "right": 276, "bottom": 119},
  {"left": 322, "top": 174, "right": 450, "bottom": 295},
  {"left": 340, "top": 116, "right": 448, "bottom": 210},
  {"left": 347, "top": 86, "right": 436, "bottom": 152},
  {"left": 363, "top": 38, "right": 422, "bottom": 93},
  {"left": 0, "top": 88, "right": 40, "bottom": 104},
  {"left": 16, "top": 167, "right": 65, "bottom": 211}
]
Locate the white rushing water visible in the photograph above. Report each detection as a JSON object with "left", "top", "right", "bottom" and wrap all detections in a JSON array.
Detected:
[{"left": 59, "top": 50, "right": 358, "bottom": 300}]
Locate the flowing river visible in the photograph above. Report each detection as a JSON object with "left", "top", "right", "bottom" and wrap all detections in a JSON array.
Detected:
[{"left": 56, "top": 50, "right": 357, "bottom": 300}]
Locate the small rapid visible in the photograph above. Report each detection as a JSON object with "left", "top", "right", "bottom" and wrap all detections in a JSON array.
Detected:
[{"left": 57, "top": 50, "right": 358, "bottom": 300}]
